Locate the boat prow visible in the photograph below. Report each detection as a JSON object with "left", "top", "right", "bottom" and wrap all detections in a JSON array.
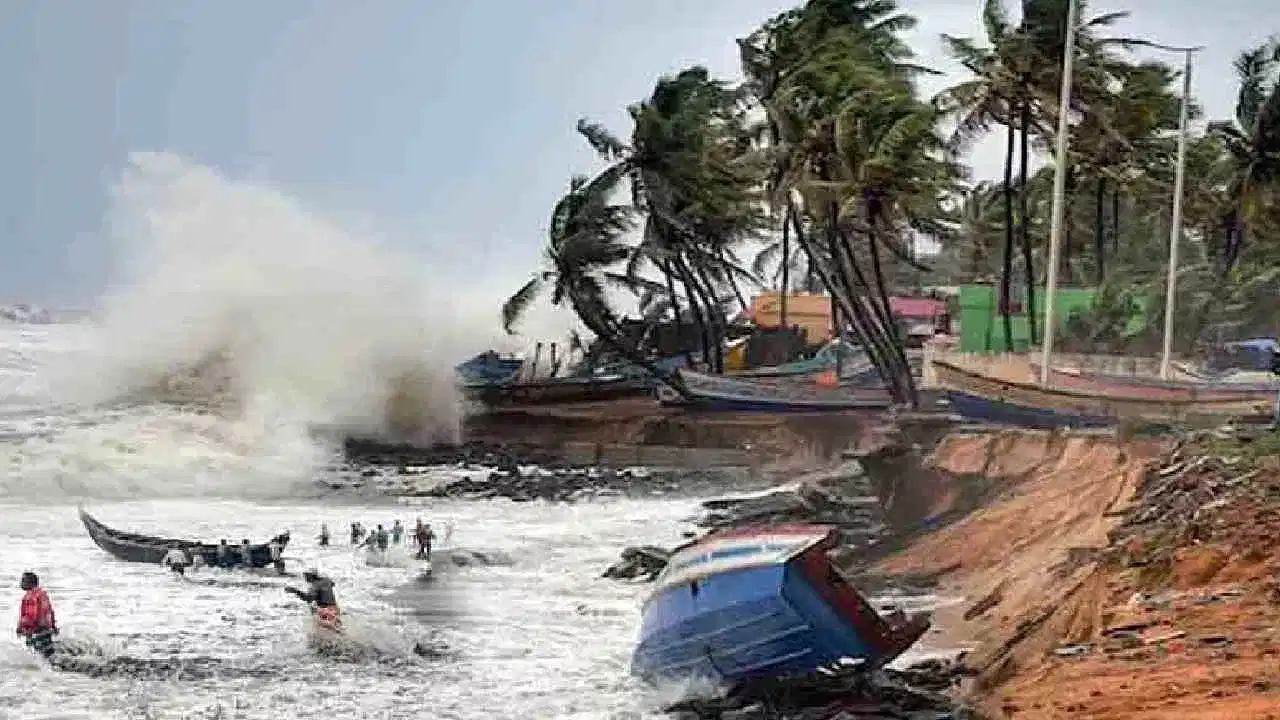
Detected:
[{"left": 631, "top": 524, "right": 928, "bottom": 687}]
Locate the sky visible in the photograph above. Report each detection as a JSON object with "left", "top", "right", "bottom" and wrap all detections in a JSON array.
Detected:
[{"left": 0, "top": 0, "right": 1275, "bottom": 310}]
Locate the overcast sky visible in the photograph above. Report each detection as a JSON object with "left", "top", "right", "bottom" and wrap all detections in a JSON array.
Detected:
[{"left": 0, "top": 0, "right": 1273, "bottom": 308}]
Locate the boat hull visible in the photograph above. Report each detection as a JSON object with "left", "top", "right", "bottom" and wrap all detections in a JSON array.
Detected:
[
  {"left": 945, "top": 390, "right": 1112, "bottom": 429},
  {"left": 932, "top": 361, "right": 1272, "bottom": 424},
  {"left": 631, "top": 525, "right": 926, "bottom": 686},
  {"left": 463, "top": 375, "right": 647, "bottom": 407},
  {"left": 1036, "top": 366, "right": 1276, "bottom": 402},
  {"left": 79, "top": 509, "right": 288, "bottom": 569},
  {"left": 673, "top": 369, "right": 891, "bottom": 413}
]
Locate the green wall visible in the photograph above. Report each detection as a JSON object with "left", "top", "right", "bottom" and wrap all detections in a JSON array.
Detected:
[{"left": 957, "top": 284, "right": 1138, "bottom": 353}]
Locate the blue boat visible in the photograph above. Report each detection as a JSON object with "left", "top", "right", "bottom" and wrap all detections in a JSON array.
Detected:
[
  {"left": 631, "top": 525, "right": 929, "bottom": 686},
  {"left": 732, "top": 341, "right": 864, "bottom": 378},
  {"left": 455, "top": 351, "right": 523, "bottom": 383},
  {"left": 659, "top": 369, "right": 892, "bottom": 412},
  {"left": 945, "top": 390, "right": 1113, "bottom": 429}
]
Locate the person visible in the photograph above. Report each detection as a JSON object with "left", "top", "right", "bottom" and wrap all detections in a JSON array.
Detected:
[
  {"left": 349, "top": 522, "right": 363, "bottom": 545},
  {"left": 318, "top": 523, "right": 330, "bottom": 547},
  {"left": 16, "top": 572, "right": 57, "bottom": 659},
  {"left": 391, "top": 520, "right": 404, "bottom": 545},
  {"left": 216, "top": 539, "right": 234, "bottom": 569},
  {"left": 285, "top": 570, "right": 340, "bottom": 631},
  {"left": 239, "top": 539, "right": 254, "bottom": 568},
  {"left": 415, "top": 521, "right": 435, "bottom": 560},
  {"left": 163, "top": 544, "right": 193, "bottom": 577},
  {"left": 375, "top": 524, "right": 389, "bottom": 552},
  {"left": 268, "top": 538, "right": 286, "bottom": 575}
]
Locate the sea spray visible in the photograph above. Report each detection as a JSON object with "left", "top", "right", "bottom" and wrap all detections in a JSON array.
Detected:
[{"left": 6, "top": 153, "right": 529, "bottom": 499}]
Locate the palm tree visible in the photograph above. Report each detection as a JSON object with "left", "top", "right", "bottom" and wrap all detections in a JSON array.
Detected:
[
  {"left": 740, "top": 0, "right": 950, "bottom": 404},
  {"left": 1208, "top": 38, "right": 1280, "bottom": 274},
  {"left": 577, "top": 67, "right": 764, "bottom": 372},
  {"left": 501, "top": 170, "right": 675, "bottom": 383}
]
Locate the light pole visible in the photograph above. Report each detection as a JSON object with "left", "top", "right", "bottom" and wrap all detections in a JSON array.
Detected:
[
  {"left": 1134, "top": 43, "right": 1203, "bottom": 379},
  {"left": 1038, "top": 0, "right": 1078, "bottom": 386}
]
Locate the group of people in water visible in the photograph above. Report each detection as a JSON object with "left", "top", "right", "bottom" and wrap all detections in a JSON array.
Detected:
[
  {"left": 18, "top": 515, "right": 440, "bottom": 661},
  {"left": 317, "top": 518, "right": 436, "bottom": 560}
]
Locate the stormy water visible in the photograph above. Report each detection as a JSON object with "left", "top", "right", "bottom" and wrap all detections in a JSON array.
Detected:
[{"left": 0, "top": 155, "right": 947, "bottom": 720}]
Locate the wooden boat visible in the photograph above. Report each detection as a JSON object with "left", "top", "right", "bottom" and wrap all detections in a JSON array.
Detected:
[
  {"left": 79, "top": 508, "right": 290, "bottom": 569},
  {"left": 732, "top": 342, "right": 865, "bottom": 378},
  {"left": 454, "top": 351, "right": 523, "bottom": 383},
  {"left": 933, "top": 361, "right": 1273, "bottom": 425},
  {"left": 664, "top": 368, "right": 891, "bottom": 412},
  {"left": 631, "top": 524, "right": 929, "bottom": 685},
  {"left": 462, "top": 373, "right": 648, "bottom": 407},
  {"left": 1034, "top": 365, "right": 1277, "bottom": 402},
  {"left": 945, "top": 390, "right": 1112, "bottom": 429}
]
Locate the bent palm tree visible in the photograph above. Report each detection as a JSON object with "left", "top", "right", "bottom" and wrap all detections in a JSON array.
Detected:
[{"left": 502, "top": 170, "right": 680, "bottom": 389}]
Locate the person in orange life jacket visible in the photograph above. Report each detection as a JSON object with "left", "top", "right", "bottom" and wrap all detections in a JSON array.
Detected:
[
  {"left": 285, "top": 571, "right": 340, "bottom": 630},
  {"left": 16, "top": 572, "right": 57, "bottom": 659}
]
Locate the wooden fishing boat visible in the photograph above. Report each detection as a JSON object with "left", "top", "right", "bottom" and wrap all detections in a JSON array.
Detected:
[
  {"left": 631, "top": 524, "right": 928, "bottom": 685},
  {"left": 79, "top": 508, "right": 290, "bottom": 569},
  {"left": 664, "top": 368, "right": 891, "bottom": 412},
  {"left": 454, "top": 351, "right": 523, "bottom": 383},
  {"left": 945, "top": 390, "right": 1113, "bottom": 429},
  {"left": 933, "top": 361, "right": 1273, "bottom": 425},
  {"left": 1034, "top": 365, "right": 1277, "bottom": 402},
  {"left": 462, "top": 373, "right": 648, "bottom": 407},
  {"left": 732, "top": 343, "right": 866, "bottom": 378}
]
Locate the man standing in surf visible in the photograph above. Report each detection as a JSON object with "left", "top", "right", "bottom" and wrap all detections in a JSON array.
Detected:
[{"left": 16, "top": 571, "right": 57, "bottom": 659}]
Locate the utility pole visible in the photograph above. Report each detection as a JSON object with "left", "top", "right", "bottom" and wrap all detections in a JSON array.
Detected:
[{"left": 1038, "top": 0, "right": 1078, "bottom": 386}]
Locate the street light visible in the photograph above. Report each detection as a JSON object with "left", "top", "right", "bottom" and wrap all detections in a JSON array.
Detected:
[
  {"left": 1127, "top": 42, "right": 1204, "bottom": 379},
  {"left": 1038, "top": 0, "right": 1079, "bottom": 386}
]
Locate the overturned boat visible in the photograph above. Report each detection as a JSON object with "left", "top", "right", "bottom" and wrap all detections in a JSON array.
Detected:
[
  {"left": 631, "top": 524, "right": 928, "bottom": 686},
  {"left": 78, "top": 508, "right": 289, "bottom": 570}
]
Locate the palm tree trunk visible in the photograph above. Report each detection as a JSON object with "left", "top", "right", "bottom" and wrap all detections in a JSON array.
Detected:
[
  {"left": 691, "top": 261, "right": 727, "bottom": 373},
  {"left": 661, "top": 260, "right": 692, "bottom": 365},
  {"left": 780, "top": 213, "right": 791, "bottom": 328},
  {"left": 1018, "top": 102, "right": 1037, "bottom": 346},
  {"left": 1093, "top": 177, "right": 1106, "bottom": 283},
  {"left": 862, "top": 217, "right": 919, "bottom": 406},
  {"left": 824, "top": 207, "right": 909, "bottom": 401},
  {"left": 674, "top": 262, "right": 713, "bottom": 371},
  {"left": 1000, "top": 122, "right": 1016, "bottom": 352},
  {"left": 1111, "top": 189, "right": 1120, "bottom": 253}
]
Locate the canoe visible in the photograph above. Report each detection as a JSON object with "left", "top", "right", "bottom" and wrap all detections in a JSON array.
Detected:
[
  {"left": 932, "top": 361, "right": 1273, "bottom": 424},
  {"left": 462, "top": 373, "right": 648, "bottom": 407},
  {"left": 732, "top": 342, "right": 865, "bottom": 378},
  {"left": 664, "top": 368, "right": 892, "bottom": 412},
  {"left": 631, "top": 524, "right": 928, "bottom": 686},
  {"left": 79, "top": 508, "right": 290, "bottom": 569},
  {"left": 1034, "top": 365, "right": 1277, "bottom": 401}
]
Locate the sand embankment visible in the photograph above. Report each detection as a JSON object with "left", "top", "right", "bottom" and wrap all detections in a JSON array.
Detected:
[{"left": 881, "top": 427, "right": 1280, "bottom": 718}]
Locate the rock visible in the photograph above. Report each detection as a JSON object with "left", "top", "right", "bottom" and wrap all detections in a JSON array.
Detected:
[{"left": 602, "top": 545, "right": 672, "bottom": 582}]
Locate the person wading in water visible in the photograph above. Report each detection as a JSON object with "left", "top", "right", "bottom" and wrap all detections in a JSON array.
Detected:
[
  {"left": 163, "top": 544, "right": 195, "bottom": 577},
  {"left": 16, "top": 572, "right": 57, "bottom": 659},
  {"left": 285, "top": 571, "right": 341, "bottom": 631}
]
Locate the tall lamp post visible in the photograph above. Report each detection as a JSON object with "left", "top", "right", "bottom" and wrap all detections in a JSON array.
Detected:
[
  {"left": 1038, "top": 0, "right": 1079, "bottom": 386},
  {"left": 1133, "top": 43, "right": 1203, "bottom": 379}
]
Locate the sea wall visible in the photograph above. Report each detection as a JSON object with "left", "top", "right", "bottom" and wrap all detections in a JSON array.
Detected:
[{"left": 458, "top": 398, "right": 920, "bottom": 467}]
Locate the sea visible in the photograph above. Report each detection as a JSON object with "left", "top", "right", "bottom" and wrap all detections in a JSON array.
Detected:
[{"left": 0, "top": 154, "right": 948, "bottom": 720}]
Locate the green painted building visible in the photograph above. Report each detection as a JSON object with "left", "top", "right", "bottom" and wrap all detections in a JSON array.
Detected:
[{"left": 956, "top": 284, "right": 1145, "bottom": 353}]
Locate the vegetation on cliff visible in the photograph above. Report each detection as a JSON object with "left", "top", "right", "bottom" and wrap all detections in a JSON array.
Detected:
[{"left": 503, "top": 0, "right": 1280, "bottom": 396}]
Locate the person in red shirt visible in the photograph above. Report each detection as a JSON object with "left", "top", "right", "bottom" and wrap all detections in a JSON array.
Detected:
[{"left": 16, "top": 571, "right": 57, "bottom": 659}]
